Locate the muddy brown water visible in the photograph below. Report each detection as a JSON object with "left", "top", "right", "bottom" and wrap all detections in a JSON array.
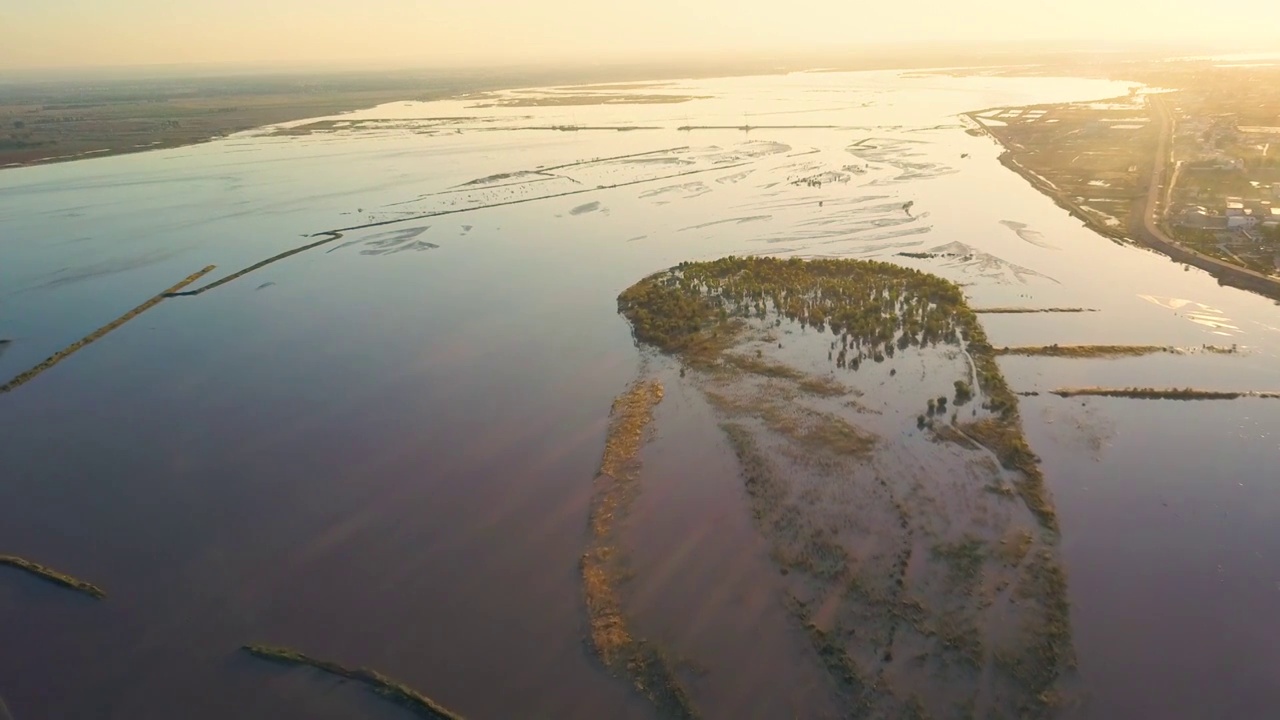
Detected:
[{"left": 2, "top": 69, "right": 1279, "bottom": 719}]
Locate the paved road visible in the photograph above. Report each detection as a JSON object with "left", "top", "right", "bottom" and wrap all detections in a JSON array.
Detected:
[{"left": 1143, "top": 93, "right": 1175, "bottom": 240}]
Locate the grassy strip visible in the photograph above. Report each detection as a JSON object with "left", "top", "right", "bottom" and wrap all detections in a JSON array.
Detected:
[
  {"left": 721, "top": 353, "right": 805, "bottom": 380},
  {"left": 972, "top": 307, "right": 1098, "bottom": 314},
  {"left": 943, "top": 306, "right": 1072, "bottom": 718},
  {"left": 994, "top": 345, "right": 1170, "bottom": 358},
  {"left": 725, "top": 422, "right": 941, "bottom": 712},
  {"left": 721, "top": 425, "right": 876, "bottom": 714},
  {"left": 0, "top": 265, "right": 216, "bottom": 395},
  {"left": 797, "top": 375, "right": 850, "bottom": 397},
  {"left": 929, "top": 422, "right": 978, "bottom": 450},
  {"left": 582, "top": 381, "right": 700, "bottom": 719},
  {"left": 998, "top": 551, "right": 1073, "bottom": 719},
  {"left": 167, "top": 236, "right": 342, "bottom": 297},
  {"left": 0, "top": 555, "right": 105, "bottom": 599},
  {"left": 706, "top": 392, "right": 876, "bottom": 459},
  {"left": 160, "top": 158, "right": 747, "bottom": 299},
  {"left": 1050, "top": 387, "right": 1280, "bottom": 400},
  {"left": 931, "top": 537, "right": 986, "bottom": 589},
  {"left": 955, "top": 417, "right": 1054, "bottom": 532},
  {"left": 950, "top": 306, "right": 1058, "bottom": 534},
  {"left": 242, "top": 645, "right": 465, "bottom": 720},
  {"left": 803, "top": 618, "right": 877, "bottom": 718},
  {"left": 323, "top": 161, "right": 750, "bottom": 237}
]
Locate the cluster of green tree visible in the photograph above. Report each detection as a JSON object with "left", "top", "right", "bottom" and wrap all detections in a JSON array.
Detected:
[
  {"left": 926, "top": 395, "right": 949, "bottom": 416},
  {"left": 618, "top": 256, "right": 1020, "bottom": 421},
  {"left": 618, "top": 256, "right": 971, "bottom": 364}
]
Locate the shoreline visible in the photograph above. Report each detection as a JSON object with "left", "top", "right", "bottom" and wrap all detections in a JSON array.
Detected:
[
  {"left": 967, "top": 106, "right": 1280, "bottom": 303},
  {"left": 0, "top": 90, "right": 434, "bottom": 171},
  {"left": 1, "top": 266, "right": 216, "bottom": 396},
  {"left": 1135, "top": 94, "right": 1280, "bottom": 301},
  {"left": 0, "top": 57, "right": 1101, "bottom": 174},
  {"left": 995, "top": 151, "right": 1131, "bottom": 243},
  {"left": 0, "top": 66, "right": 804, "bottom": 172},
  {"left": 1131, "top": 230, "right": 1280, "bottom": 301},
  {"left": 965, "top": 113, "right": 1132, "bottom": 245}
]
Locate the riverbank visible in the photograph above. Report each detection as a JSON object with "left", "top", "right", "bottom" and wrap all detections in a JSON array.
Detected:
[
  {"left": 964, "top": 107, "right": 1135, "bottom": 244},
  {"left": 967, "top": 100, "right": 1280, "bottom": 303},
  {"left": 1132, "top": 223, "right": 1280, "bottom": 302},
  {"left": 0, "top": 88, "right": 442, "bottom": 169},
  {"left": 2, "top": 51, "right": 1044, "bottom": 171}
]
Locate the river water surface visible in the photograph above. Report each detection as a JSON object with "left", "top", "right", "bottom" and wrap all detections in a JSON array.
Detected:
[{"left": 1, "top": 69, "right": 1278, "bottom": 719}]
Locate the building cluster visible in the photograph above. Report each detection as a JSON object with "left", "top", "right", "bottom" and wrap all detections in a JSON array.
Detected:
[
  {"left": 1173, "top": 112, "right": 1280, "bottom": 243},
  {"left": 1181, "top": 189, "right": 1280, "bottom": 237},
  {"left": 1155, "top": 69, "right": 1280, "bottom": 271},
  {"left": 1178, "top": 116, "right": 1247, "bottom": 171}
]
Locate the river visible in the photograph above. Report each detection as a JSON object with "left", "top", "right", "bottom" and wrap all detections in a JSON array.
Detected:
[{"left": 1, "top": 68, "right": 1277, "bottom": 719}]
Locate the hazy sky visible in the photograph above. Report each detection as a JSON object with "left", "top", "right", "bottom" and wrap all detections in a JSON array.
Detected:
[{"left": 2, "top": 0, "right": 1269, "bottom": 70}]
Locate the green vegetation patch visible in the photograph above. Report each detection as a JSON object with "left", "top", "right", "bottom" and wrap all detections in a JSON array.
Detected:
[
  {"left": 722, "top": 352, "right": 805, "bottom": 380},
  {"left": 931, "top": 537, "right": 987, "bottom": 589},
  {"left": 930, "top": 422, "right": 978, "bottom": 450},
  {"left": 1051, "top": 387, "right": 1280, "bottom": 400},
  {"left": 727, "top": 426, "right": 878, "bottom": 711},
  {"left": 797, "top": 375, "right": 851, "bottom": 397},
  {"left": 706, "top": 391, "right": 876, "bottom": 459},
  {"left": 242, "top": 645, "right": 465, "bottom": 720},
  {"left": 0, "top": 266, "right": 215, "bottom": 395},
  {"left": 581, "top": 381, "right": 701, "bottom": 719},
  {"left": 996, "top": 528, "right": 1035, "bottom": 567},
  {"left": 972, "top": 307, "right": 1098, "bottom": 314},
  {"left": 619, "top": 257, "right": 970, "bottom": 359},
  {"left": 997, "top": 549, "right": 1074, "bottom": 717},
  {"left": 994, "top": 345, "right": 1171, "bottom": 358},
  {"left": 958, "top": 418, "right": 1054, "bottom": 531},
  {"left": 0, "top": 555, "right": 105, "bottom": 599}
]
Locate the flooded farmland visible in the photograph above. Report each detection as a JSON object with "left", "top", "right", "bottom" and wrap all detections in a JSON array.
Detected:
[{"left": 1, "top": 69, "right": 1278, "bottom": 720}]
